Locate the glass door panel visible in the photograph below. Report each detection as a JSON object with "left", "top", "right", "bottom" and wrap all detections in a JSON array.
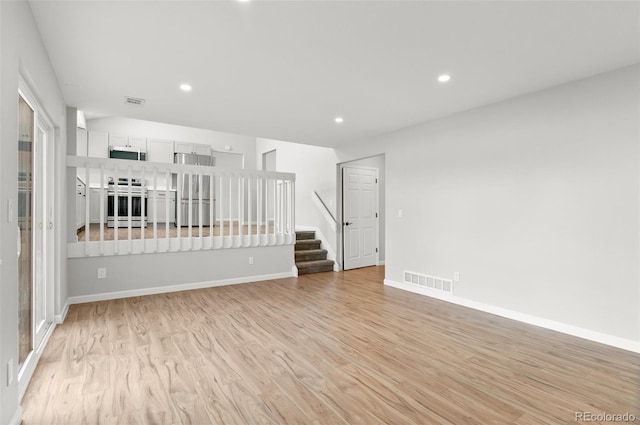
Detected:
[
  {"left": 17, "top": 95, "right": 34, "bottom": 367},
  {"left": 33, "top": 125, "right": 47, "bottom": 348}
]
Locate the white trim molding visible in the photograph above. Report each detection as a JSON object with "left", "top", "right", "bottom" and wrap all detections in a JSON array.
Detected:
[
  {"left": 68, "top": 271, "right": 296, "bottom": 305},
  {"left": 18, "top": 322, "right": 57, "bottom": 401},
  {"left": 9, "top": 406, "right": 22, "bottom": 425},
  {"left": 384, "top": 279, "right": 640, "bottom": 354},
  {"left": 54, "top": 302, "right": 69, "bottom": 324}
]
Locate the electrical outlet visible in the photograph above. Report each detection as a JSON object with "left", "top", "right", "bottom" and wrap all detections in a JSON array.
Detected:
[
  {"left": 97, "top": 267, "right": 107, "bottom": 279},
  {"left": 248, "top": 256, "right": 254, "bottom": 265},
  {"left": 398, "top": 209, "right": 403, "bottom": 218},
  {"left": 7, "top": 358, "right": 13, "bottom": 386},
  {"left": 453, "top": 272, "right": 460, "bottom": 282}
]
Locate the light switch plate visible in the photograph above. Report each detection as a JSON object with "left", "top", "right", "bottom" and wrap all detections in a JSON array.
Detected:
[
  {"left": 7, "top": 359, "right": 13, "bottom": 386},
  {"left": 7, "top": 199, "right": 14, "bottom": 223}
]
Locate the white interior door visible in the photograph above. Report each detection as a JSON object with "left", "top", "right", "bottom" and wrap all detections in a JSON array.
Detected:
[{"left": 343, "top": 166, "right": 378, "bottom": 270}]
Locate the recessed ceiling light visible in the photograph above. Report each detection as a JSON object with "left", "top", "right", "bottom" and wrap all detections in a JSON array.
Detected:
[
  {"left": 334, "top": 117, "right": 344, "bottom": 124},
  {"left": 180, "top": 84, "right": 192, "bottom": 92},
  {"left": 437, "top": 74, "right": 451, "bottom": 83}
]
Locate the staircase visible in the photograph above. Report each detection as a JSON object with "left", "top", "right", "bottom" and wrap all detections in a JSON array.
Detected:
[{"left": 295, "top": 231, "right": 335, "bottom": 275}]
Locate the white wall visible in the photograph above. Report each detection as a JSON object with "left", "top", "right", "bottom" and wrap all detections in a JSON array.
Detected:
[
  {"left": 86, "top": 116, "right": 257, "bottom": 170},
  {"left": 68, "top": 246, "right": 294, "bottom": 300},
  {"left": 256, "top": 138, "right": 339, "bottom": 254},
  {"left": 336, "top": 65, "right": 640, "bottom": 344},
  {"left": 0, "top": 1, "right": 67, "bottom": 423}
]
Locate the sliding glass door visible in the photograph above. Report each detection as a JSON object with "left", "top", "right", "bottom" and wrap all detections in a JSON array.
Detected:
[
  {"left": 17, "top": 94, "right": 34, "bottom": 368},
  {"left": 17, "top": 87, "right": 54, "bottom": 397},
  {"left": 33, "top": 122, "right": 49, "bottom": 349}
]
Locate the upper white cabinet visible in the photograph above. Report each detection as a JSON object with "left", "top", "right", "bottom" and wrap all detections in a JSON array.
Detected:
[
  {"left": 147, "top": 139, "right": 174, "bottom": 164},
  {"left": 109, "top": 134, "right": 147, "bottom": 151},
  {"left": 87, "top": 131, "right": 108, "bottom": 158},
  {"left": 175, "top": 141, "right": 211, "bottom": 156},
  {"left": 76, "top": 178, "right": 86, "bottom": 231},
  {"left": 77, "top": 128, "right": 88, "bottom": 157},
  {"left": 194, "top": 144, "right": 211, "bottom": 156},
  {"left": 128, "top": 136, "right": 147, "bottom": 150},
  {"left": 212, "top": 151, "right": 244, "bottom": 169},
  {"left": 89, "top": 188, "right": 107, "bottom": 223},
  {"left": 108, "top": 134, "right": 127, "bottom": 147},
  {"left": 174, "top": 141, "right": 192, "bottom": 154}
]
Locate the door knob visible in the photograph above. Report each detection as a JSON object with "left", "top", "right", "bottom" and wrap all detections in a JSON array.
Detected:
[{"left": 344, "top": 221, "right": 352, "bottom": 226}]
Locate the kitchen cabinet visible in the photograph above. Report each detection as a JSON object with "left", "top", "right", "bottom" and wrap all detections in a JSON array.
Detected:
[
  {"left": 88, "top": 131, "right": 108, "bottom": 158},
  {"left": 77, "top": 129, "right": 89, "bottom": 182},
  {"left": 147, "top": 190, "right": 176, "bottom": 224},
  {"left": 147, "top": 139, "right": 174, "bottom": 190},
  {"left": 108, "top": 134, "right": 127, "bottom": 147},
  {"left": 148, "top": 139, "right": 174, "bottom": 163},
  {"left": 212, "top": 151, "right": 244, "bottom": 169},
  {"left": 128, "top": 136, "right": 147, "bottom": 150},
  {"left": 77, "top": 128, "right": 88, "bottom": 157},
  {"left": 89, "top": 188, "right": 107, "bottom": 223},
  {"left": 108, "top": 134, "right": 147, "bottom": 150},
  {"left": 87, "top": 131, "right": 109, "bottom": 187},
  {"left": 76, "top": 178, "right": 86, "bottom": 231},
  {"left": 193, "top": 144, "right": 211, "bottom": 156},
  {"left": 175, "top": 141, "right": 211, "bottom": 156}
]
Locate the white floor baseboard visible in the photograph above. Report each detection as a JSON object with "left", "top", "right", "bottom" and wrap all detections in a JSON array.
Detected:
[
  {"left": 68, "top": 271, "right": 296, "bottom": 305},
  {"left": 384, "top": 279, "right": 640, "bottom": 353},
  {"left": 9, "top": 406, "right": 22, "bottom": 425},
  {"left": 54, "top": 302, "right": 69, "bottom": 324}
]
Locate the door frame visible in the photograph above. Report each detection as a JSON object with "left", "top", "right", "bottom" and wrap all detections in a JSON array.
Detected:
[
  {"left": 17, "top": 76, "right": 56, "bottom": 401},
  {"left": 336, "top": 154, "right": 385, "bottom": 271},
  {"left": 339, "top": 164, "right": 379, "bottom": 271}
]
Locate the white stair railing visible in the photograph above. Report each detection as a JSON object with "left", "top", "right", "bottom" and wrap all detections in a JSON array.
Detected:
[{"left": 67, "top": 155, "right": 295, "bottom": 258}]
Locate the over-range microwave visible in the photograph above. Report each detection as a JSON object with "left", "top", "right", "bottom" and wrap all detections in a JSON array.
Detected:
[{"left": 109, "top": 146, "right": 146, "bottom": 161}]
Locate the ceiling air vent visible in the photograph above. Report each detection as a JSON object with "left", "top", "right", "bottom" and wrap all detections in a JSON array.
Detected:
[{"left": 124, "top": 96, "right": 145, "bottom": 107}]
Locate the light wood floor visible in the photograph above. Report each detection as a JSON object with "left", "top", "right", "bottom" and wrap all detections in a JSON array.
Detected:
[{"left": 22, "top": 267, "right": 639, "bottom": 424}]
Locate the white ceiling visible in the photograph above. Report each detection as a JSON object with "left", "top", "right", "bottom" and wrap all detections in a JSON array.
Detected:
[{"left": 29, "top": 1, "right": 639, "bottom": 148}]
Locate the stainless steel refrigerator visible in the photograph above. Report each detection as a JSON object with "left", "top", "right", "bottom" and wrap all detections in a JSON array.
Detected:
[{"left": 173, "top": 152, "right": 215, "bottom": 226}]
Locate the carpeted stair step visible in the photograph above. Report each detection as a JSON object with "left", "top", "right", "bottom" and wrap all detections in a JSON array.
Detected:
[
  {"left": 295, "top": 231, "right": 316, "bottom": 240},
  {"left": 295, "top": 239, "right": 321, "bottom": 251},
  {"left": 296, "top": 259, "right": 335, "bottom": 275},
  {"left": 295, "top": 249, "right": 328, "bottom": 262}
]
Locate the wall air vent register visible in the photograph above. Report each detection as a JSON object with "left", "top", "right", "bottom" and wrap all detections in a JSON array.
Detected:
[
  {"left": 124, "top": 96, "right": 145, "bottom": 107},
  {"left": 404, "top": 271, "right": 453, "bottom": 295}
]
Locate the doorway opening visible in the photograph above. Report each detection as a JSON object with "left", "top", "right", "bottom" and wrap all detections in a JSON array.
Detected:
[{"left": 338, "top": 154, "right": 385, "bottom": 271}]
